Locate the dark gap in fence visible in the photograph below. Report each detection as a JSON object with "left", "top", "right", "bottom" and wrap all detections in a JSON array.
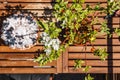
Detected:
[{"left": 107, "top": 16, "right": 113, "bottom": 80}]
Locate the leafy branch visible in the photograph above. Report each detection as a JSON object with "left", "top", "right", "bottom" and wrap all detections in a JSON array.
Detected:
[
  {"left": 93, "top": 48, "right": 108, "bottom": 61},
  {"left": 74, "top": 59, "right": 84, "bottom": 69}
]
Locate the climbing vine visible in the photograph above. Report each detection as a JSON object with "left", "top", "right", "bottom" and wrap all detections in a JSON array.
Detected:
[{"left": 36, "top": 0, "right": 120, "bottom": 80}]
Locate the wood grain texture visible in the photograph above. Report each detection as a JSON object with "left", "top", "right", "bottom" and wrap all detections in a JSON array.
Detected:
[
  {"left": 0, "top": 53, "right": 34, "bottom": 59},
  {"left": 0, "top": 60, "right": 56, "bottom": 66},
  {"left": 68, "top": 60, "right": 120, "bottom": 66},
  {"left": 0, "top": 3, "right": 107, "bottom": 10},
  {"left": 0, "top": 46, "right": 44, "bottom": 52},
  {"left": 68, "top": 46, "right": 120, "bottom": 52},
  {"left": 62, "top": 48, "right": 69, "bottom": 73},
  {"left": 68, "top": 67, "right": 120, "bottom": 73},
  {"left": 0, "top": 68, "right": 56, "bottom": 73},
  {"left": 56, "top": 54, "right": 63, "bottom": 73},
  {"left": 69, "top": 53, "right": 120, "bottom": 59},
  {"left": 0, "top": 0, "right": 107, "bottom": 3}
]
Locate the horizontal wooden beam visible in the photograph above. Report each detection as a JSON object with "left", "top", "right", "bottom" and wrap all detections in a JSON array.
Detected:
[
  {"left": 0, "top": 46, "right": 44, "bottom": 52},
  {"left": 68, "top": 60, "right": 120, "bottom": 66},
  {"left": 0, "top": 60, "right": 56, "bottom": 66},
  {"left": 1, "top": 0, "right": 107, "bottom": 3},
  {"left": 0, "top": 3, "right": 107, "bottom": 10},
  {"left": 0, "top": 68, "right": 56, "bottom": 73},
  {"left": 0, "top": 45, "right": 120, "bottom": 52},
  {"left": 68, "top": 67, "right": 120, "bottom": 73},
  {"left": 0, "top": 53, "right": 34, "bottom": 59},
  {"left": 69, "top": 53, "right": 120, "bottom": 59},
  {"left": 68, "top": 46, "right": 120, "bottom": 53}
]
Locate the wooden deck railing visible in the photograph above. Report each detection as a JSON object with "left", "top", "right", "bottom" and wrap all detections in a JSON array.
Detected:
[{"left": 0, "top": 45, "right": 62, "bottom": 74}]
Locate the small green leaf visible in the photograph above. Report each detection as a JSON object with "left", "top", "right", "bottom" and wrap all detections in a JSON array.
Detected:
[
  {"left": 94, "top": 4, "right": 100, "bottom": 10},
  {"left": 93, "top": 48, "right": 108, "bottom": 61},
  {"left": 100, "top": 21, "right": 111, "bottom": 37},
  {"left": 83, "top": 66, "right": 91, "bottom": 72},
  {"left": 85, "top": 74, "right": 94, "bottom": 80},
  {"left": 115, "top": 28, "right": 120, "bottom": 36},
  {"left": 74, "top": 59, "right": 84, "bottom": 69}
]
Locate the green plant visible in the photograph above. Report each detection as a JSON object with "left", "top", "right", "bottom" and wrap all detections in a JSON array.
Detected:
[
  {"left": 36, "top": 0, "right": 115, "bottom": 79},
  {"left": 100, "top": 0, "right": 120, "bottom": 19},
  {"left": 74, "top": 59, "right": 84, "bottom": 69},
  {"left": 83, "top": 66, "right": 92, "bottom": 73},
  {"left": 33, "top": 0, "right": 120, "bottom": 80},
  {"left": 107, "top": 0, "right": 120, "bottom": 40},
  {"left": 36, "top": 0, "right": 109, "bottom": 66},
  {"left": 93, "top": 48, "right": 108, "bottom": 61},
  {"left": 54, "top": 0, "right": 99, "bottom": 45},
  {"left": 35, "top": 0, "right": 110, "bottom": 80},
  {"left": 35, "top": 21, "right": 65, "bottom": 65},
  {"left": 115, "top": 28, "right": 120, "bottom": 36},
  {"left": 100, "top": 21, "right": 111, "bottom": 36},
  {"left": 107, "top": 0, "right": 120, "bottom": 16},
  {"left": 98, "top": 0, "right": 120, "bottom": 38},
  {"left": 85, "top": 74, "right": 94, "bottom": 80}
]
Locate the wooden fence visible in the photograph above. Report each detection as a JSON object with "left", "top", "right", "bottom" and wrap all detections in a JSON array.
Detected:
[
  {"left": 0, "top": 0, "right": 120, "bottom": 76},
  {"left": 0, "top": 0, "right": 64, "bottom": 74}
]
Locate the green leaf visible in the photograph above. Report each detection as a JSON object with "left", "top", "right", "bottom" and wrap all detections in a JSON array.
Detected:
[
  {"left": 85, "top": 74, "right": 94, "bottom": 80},
  {"left": 37, "top": 21, "right": 49, "bottom": 30},
  {"left": 93, "top": 48, "right": 108, "bottom": 61},
  {"left": 37, "top": 21, "right": 44, "bottom": 29},
  {"left": 80, "top": 0, "right": 85, "bottom": 3},
  {"left": 73, "top": 0, "right": 85, "bottom": 3},
  {"left": 107, "top": 0, "right": 120, "bottom": 15},
  {"left": 83, "top": 66, "right": 91, "bottom": 72},
  {"left": 115, "top": 28, "right": 120, "bottom": 36},
  {"left": 74, "top": 59, "right": 84, "bottom": 69},
  {"left": 75, "top": 23, "right": 79, "bottom": 30},
  {"left": 94, "top": 3, "right": 100, "bottom": 10},
  {"left": 100, "top": 21, "right": 110, "bottom": 36}
]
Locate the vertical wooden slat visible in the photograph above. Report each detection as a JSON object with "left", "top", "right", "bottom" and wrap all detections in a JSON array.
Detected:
[
  {"left": 56, "top": 54, "right": 62, "bottom": 73},
  {"left": 62, "top": 48, "right": 68, "bottom": 73}
]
